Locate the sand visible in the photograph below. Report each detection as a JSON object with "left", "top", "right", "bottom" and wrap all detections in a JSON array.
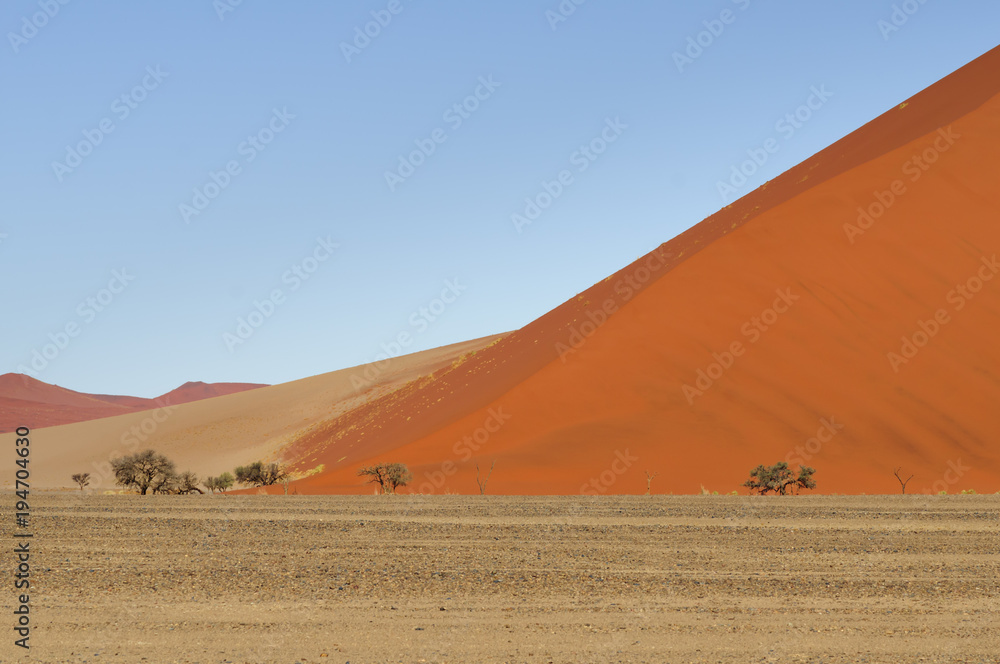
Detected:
[
  {"left": 288, "top": 46, "right": 1000, "bottom": 496},
  {"left": 0, "top": 335, "right": 505, "bottom": 491},
  {"left": 4, "top": 494, "right": 997, "bottom": 663}
]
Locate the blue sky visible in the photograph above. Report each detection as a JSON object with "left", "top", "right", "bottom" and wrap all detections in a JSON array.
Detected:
[{"left": 2, "top": 0, "right": 998, "bottom": 397}]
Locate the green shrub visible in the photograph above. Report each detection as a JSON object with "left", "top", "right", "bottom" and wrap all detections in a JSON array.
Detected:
[{"left": 743, "top": 462, "right": 816, "bottom": 495}]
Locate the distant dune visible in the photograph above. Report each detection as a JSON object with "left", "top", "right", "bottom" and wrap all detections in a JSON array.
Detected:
[
  {"left": 156, "top": 381, "right": 270, "bottom": 407},
  {"left": 5, "top": 47, "right": 999, "bottom": 495},
  {"left": 0, "top": 373, "right": 266, "bottom": 433}
]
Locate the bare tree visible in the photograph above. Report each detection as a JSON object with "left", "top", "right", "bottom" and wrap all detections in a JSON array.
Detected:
[
  {"left": 71, "top": 473, "right": 91, "bottom": 491},
  {"left": 893, "top": 467, "right": 914, "bottom": 494},
  {"left": 358, "top": 464, "right": 390, "bottom": 494},
  {"left": 644, "top": 470, "right": 658, "bottom": 496},
  {"left": 475, "top": 460, "right": 496, "bottom": 495}
]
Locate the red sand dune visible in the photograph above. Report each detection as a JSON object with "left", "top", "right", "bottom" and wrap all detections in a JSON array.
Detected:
[
  {"left": 283, "top": 45, "right": 1000, "bottom": 496},
  {"left": 156, "top": 381, "right": 270, "bottom": 407},
  {"left": 0, "top": 373, "right": 266, "bottom": 433}
]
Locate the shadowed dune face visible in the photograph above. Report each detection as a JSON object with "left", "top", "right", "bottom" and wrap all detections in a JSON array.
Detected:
[{"left": 290, "top": 47, "right": 1000, "bottom": 496}]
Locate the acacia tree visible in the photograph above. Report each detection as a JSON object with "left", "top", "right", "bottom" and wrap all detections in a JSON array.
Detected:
[
  {"left": 151, "top": 470, "right": 179, "bottom": 494},
  {"left": 111, "top": 450, "right": 176, "bottom": 495},
  {"left": 176, "top": 471, "right": 203, "bottom": 494},
  {"left": 795, "top": 466, "right": 817, "bottom": 493},
  {"left": 358, "top": 462, "right": 412, "bottom": 494},
  {"left": 385, "top": 463, "right": 412, "bottom": 494},
  {"left": 743, "top": 462, "right": 817, "bottom": 495},
  {"left": 146, "top": 470, "right": 202, "bottom": 494},
  {"left": 205, "top": 472, "right": 235, "bottom": 494},
  {"left": 71, "top": 473, "right": 91, "bottom": 491},
  {"left": 235, "top": 461, "right": 288, "bottom": 487}
]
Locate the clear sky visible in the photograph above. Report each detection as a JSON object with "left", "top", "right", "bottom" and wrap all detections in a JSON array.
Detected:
[{"left": 2, "top": 0, "right": 998, "bottom": 397}]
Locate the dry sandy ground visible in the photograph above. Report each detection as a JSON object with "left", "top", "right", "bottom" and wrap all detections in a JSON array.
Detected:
[{"left": 3, "top": 495, "right": 998, "bottom": 663}]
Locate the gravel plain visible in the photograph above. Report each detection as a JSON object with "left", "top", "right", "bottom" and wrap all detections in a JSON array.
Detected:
[{"left": 3, "top": 494, "right": 999, "bottom": 663}]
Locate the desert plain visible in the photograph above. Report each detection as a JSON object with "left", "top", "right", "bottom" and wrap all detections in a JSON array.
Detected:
[{"left": 3, "top": 493, "right": 998, "bottom": 663}]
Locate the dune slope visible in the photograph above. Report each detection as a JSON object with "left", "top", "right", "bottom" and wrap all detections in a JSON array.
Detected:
[
  {"left": 0, "top": 336, "right": 505, "bottom": 490},
  {"left": 287, "top": 45, "right": 1000, "bottom": 496}
]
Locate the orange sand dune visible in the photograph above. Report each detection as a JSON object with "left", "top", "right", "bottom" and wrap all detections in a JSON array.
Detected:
[
  {"left": 286, "top": 45, "right": 1000, "bottom": 496},
  {"left": 0, "top": 373, "right": 266, "bottom": 433}
]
